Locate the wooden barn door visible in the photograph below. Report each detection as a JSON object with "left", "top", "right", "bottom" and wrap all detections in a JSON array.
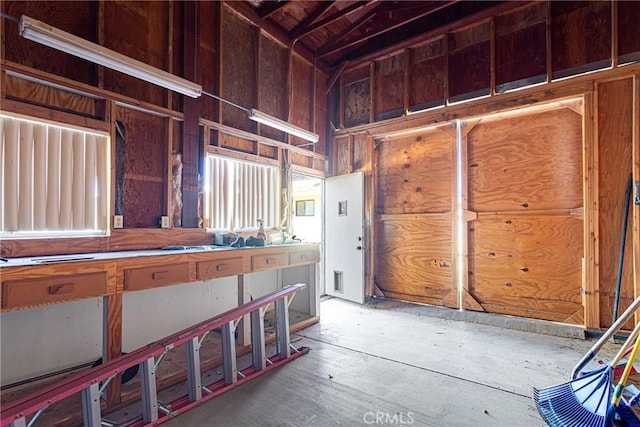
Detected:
[
  {"left": 466, "top": 103, "right": 584, "bottom": 324},
  {"left": 374, "top": 127, "right": 458, "bottom": 307}
]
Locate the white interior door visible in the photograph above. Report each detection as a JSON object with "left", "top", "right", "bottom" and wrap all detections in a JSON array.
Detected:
[{"left": 324, "top": 172, "right": 364, "bottom": 304}]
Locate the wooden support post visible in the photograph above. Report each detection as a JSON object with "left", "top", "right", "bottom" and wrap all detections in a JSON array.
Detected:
[
  {"left": 583, "top": 91, "right": 599, "bottom": 329},
  {"left": 633, "top": 76, "right": 640, "bottom": 326},
  {"left": 103, "top": 294, "right": 122, "bottom": 406}
]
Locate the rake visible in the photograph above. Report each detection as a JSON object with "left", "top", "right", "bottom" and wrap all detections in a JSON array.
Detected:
[{"left": 534, "top": 321, "right": 640, "bottom": 426}]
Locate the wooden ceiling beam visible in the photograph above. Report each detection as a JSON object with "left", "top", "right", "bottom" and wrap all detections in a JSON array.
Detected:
[
  {"left": 289, "top": 1, "right": 336, "bottom": 39},
  {"left": 290, "top": 0, "right": 379, "bottom": 40},
  {"left": 258, "top": 1, "right": 290, "bottom": 19},
  {"left": 318, "top": 1, "right": 458, "bottom": 58},
  {"left": 326, "top": 5, "right": 382, "bottom": 47},
  {"left": 341, "top": 1, "right": 531, "bottom": 69}
]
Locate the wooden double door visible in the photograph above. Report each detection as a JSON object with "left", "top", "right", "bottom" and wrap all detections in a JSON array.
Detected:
[{"left": 375, "top": 101, "right": 584, "bottom": 324}]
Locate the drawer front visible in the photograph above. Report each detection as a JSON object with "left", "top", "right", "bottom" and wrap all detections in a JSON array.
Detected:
[
  {"left": 124, "top": 263, "right": 190, "bottom": 291},
  {"left": 2, "top": 272, "right": 108, "bottom": 309},
  {"left": 289, "top": 250, "right": 320, "bottom": 265},
  {"left": 197, "top": 257, "right": 243, "bottom": 280},
  {"left": 251, "top": 253, "right": 287, "bottom": 272}
]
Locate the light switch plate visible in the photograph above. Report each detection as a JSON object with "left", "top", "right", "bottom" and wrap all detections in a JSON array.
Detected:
[
  {"left": 161, "top": 216, "right": 170, "bottom": 228},
  {"left": 113, "top": 215, "right": 123, "bottom": 229}
]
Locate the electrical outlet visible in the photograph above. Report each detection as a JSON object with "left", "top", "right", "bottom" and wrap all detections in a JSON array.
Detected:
[
  {"left": 113, "top": 215, "right": 123, "bottom": 229},
  {"left": 160, "top": 216, "right": 170, "bottom": 228}
]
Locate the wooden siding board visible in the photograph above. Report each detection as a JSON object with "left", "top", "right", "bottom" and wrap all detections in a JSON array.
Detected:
[
  {"left": 495, "top": 22, "right": 547, "bottom": 92},
  {"left": 447, "top": 41, "right": 491, "bottom": 101},
  {"left": 408, "top": 51, "right": 445, "bottom": 111},
  {"left": 103, "top": 1, "right": 167, "bottom": 105},
  {"left": 199, "top": 1, "right": 220, "bottom": 122},
  {"left": 343, "top": 66, "right": 371, "bottom": 128},
  {"left": 222, "top": 8, "right": 256, "bottom": 132},
  {"left": 374, "top": 53, "right": 405, "bottom": 121},
  {"left": 291, "top": 56, "right": 313, "bottom": 146},
  {"left": 468, "top": 108, "right": 583, "bottom": 212},
  {"left": 597, "top": 78, "right": 634, "bottom": 329},
  {"left": 550, "top": 1, "right": 612, "bottom": 79},
  {"left": 618, "top": 1, "right": 640, "bottom": 64},
  {"left": 376, "top": 130, "right": 453, "bottom": 214}
]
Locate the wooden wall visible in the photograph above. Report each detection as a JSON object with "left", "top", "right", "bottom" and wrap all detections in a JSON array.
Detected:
[
  {"left": 0, "top": 1, "right": 328, "bottom": 258},
  {"left": 330, "top": 0, "right": 639, "bottom": 329}
]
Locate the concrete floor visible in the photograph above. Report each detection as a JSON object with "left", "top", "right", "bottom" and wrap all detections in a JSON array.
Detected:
[{"left": 164, "top": 297, "right": 613, "bottom": 427}]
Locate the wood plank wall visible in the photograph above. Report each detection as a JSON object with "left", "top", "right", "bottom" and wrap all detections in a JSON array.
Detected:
[
  {"left": 0, "top": 1, "right": 328, "bottom": 258},
  {"left": 331, "top": 1, "right": 640, "bottom": 329}
]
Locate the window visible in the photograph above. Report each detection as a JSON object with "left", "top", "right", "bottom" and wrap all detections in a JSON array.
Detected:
[
  {"left": 295, "top": 199, "right": 315, "bottom": 216},
  {"left": 204, "top": 155, "right": 279, "bottom": 230},
  {"left": 0, "top": 114, "right": 110, "bottom": 237}
]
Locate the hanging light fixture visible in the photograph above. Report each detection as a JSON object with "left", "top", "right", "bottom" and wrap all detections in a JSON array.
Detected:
[
  {"left": 19, "top": 15, "right": 202, "bottom": 98},
  {"left": 18, "top": 15, "right": 319, "bottom": 143},
  {"left": 247, "top": 109, "right": 319, "bottom": 143}
]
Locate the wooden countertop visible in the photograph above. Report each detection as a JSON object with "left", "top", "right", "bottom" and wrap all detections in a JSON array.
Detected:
[{"left": 0, "top": 243, "right": 320, "bottom": 312}]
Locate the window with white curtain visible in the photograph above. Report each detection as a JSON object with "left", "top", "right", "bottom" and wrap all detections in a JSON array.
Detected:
[
  {"left": 205, "top": 155, "right": 279, "bottom": 230},
  {"left": 0, "top": 114, "right": 110, "bottom": 237}
]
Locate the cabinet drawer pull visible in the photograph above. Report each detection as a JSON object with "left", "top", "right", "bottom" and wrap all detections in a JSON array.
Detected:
[
  {"left": 152, "top": 271, "right": 169, "bottom": 280},
  {"left": 266, "top": 257, "right": 277, "bottom": 265},
  {"left": 216, "top": 264, "right": 228, "bottom": 272},
  {"left": 299, "top": 254, "right": 308, "bottom": 260},
  {"left": 48, "top": 283, "right": 75, "bottom": 295}
]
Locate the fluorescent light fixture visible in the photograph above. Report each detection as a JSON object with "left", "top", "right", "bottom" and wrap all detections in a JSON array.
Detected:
[
  {"left": 248, "top": 109, "right": 319, "bottom": 143},
  {"left": 19, "top": 15, "right": 202, "bottom": 98}
]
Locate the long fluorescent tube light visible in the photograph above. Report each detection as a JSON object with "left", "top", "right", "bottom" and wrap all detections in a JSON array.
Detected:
[
  {"left": 248, "top": 109, "right": 319, "bottom": 143},
  {"left": 19, "top": 15, "right": 202, "bottom": 98}
]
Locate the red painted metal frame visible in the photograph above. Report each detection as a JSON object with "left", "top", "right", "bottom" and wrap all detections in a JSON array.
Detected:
[{"left": 0, "top": 284, "right": 306, "bottom": 427}]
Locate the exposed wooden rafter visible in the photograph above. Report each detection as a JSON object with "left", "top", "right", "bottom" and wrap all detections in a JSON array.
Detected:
[
  {"left": 258, "top": 0, "right": 290, "bottom": 19},
  {"left": 290, "top": 0, "right": 379, "bottom": 40},
  {"left": 289, "top": 1, "right": 336, "bottom": 40},
  {"left": 318, "top": 1, "right": 458, "bottom": 58}
]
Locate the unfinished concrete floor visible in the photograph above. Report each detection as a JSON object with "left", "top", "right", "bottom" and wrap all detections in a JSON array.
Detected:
[{"left": 164, "top": 297, "right": 611, "bottom": 427}]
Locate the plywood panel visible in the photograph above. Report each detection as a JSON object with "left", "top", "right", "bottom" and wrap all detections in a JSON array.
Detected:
[
  {"left": 334, "top": 136, "right": 351, "bottom": 175},
  {"left": 117, "top": 107, "right": 167, "bottom": 228},
  {"left": 374, "top": 53, "right": 404, "bottom": 121},
  {"left": 343, "top": 66, "right": 370, "bottom": 128},
  {"left": 376, "top": 130, "right": 453, "bottom": 214},
  {"left": 199, "top": 1, "right": 220, "bottom": 121},
  {"left": 551, "top": 1, "right": 611, "bottom": 79},
  {"left": 597, "top": 78, "right": 634, "bottom": 329},
  {"left": 408, "top": 38, "right": 445, "bottom": 111},
  {"left": 469, "top": 217, "right": 583, "bottom": 304},
  {"left": 222, "top": 8, "right": 256, "bottom": 132},
  {"left": 495, "top": 3, "right": 547, "bottom": 92},
  {"left": 4, "top": 1, "right": 97, "bottom": 85},
  {"left": 448, "top": 22, "right": 490, "bottom": 102},
  {"left": 352, "top": 133, "right": 370, "bottom": 173},
  {"left": 468, "top": 108, "right": 583, "bottom": 212},
  {"left": 375, "top": 219, "right": 451, "bottom": 303},
  {"left": 618, "top": 1, "right": 640, "bottom": 64},
  {"left": 290, "top": 57, "right": 314, "bottom": 146},
  {"left": 258, "top": 36, "right": 288, "bottom": 142},
  {"left": 104, "top": 1, "right": 168, "bottom": 105}
]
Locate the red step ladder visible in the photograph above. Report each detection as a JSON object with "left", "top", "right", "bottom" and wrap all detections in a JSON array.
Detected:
[{"left": 1, "top": 284, "right": 309, "bottom": 427}]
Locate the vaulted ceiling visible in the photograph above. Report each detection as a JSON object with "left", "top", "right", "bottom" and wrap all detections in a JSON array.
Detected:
[{"left": 247, "top": 1, "right": 504, "bottom": 69}]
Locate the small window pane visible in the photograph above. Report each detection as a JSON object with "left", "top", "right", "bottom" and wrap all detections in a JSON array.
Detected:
[{"left": 296, "top": 199, "right": 315, "bottom": 216}]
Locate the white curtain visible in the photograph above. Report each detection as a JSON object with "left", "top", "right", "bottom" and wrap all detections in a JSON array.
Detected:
[
  {"left": 207, "top": 155, "right": 278, "bottom": 230},
  {"left": 0, "top": 116, "right": 109, "bottom": 233}
]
